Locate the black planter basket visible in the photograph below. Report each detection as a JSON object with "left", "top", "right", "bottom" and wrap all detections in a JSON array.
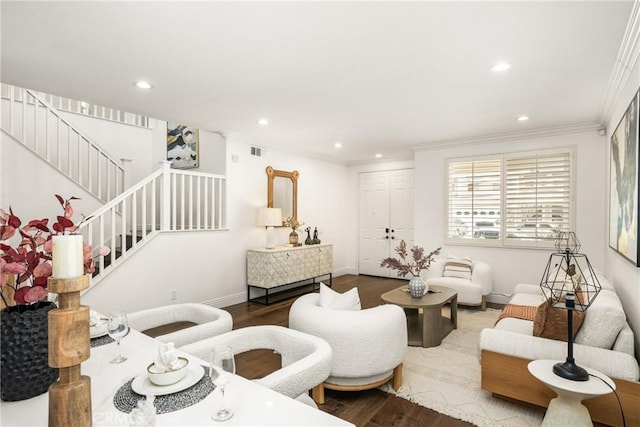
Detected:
[{"left": 1, "top": 301, "right": 59, "bottom": 401}]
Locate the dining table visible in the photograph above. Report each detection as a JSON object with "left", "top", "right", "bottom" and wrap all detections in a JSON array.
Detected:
[{"left": 1, "top": 321, "right": 354, "bottom": 426}]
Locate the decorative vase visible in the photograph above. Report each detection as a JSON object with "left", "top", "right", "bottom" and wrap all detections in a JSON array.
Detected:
[
  {"left": 409, "top": 275, "right": 427, "bottom": 298},
  {"left": 1, "top": 301, "right": 59, "bottom": 401},
  {"left": 289, "top": 230, "right": 299, "bottom": 245}
]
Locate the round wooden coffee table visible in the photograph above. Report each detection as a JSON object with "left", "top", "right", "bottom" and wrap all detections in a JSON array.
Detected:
[{"left": 381, "top": 284, "right": 457, "bottom": 348}]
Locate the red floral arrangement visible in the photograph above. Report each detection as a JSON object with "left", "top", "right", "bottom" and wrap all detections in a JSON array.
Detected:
[
  {"left": 380, "top": 240, "right": 441, "bottom": 277},
  {"left": 0, "top": 195, "right": 110, "bottom": 306}
]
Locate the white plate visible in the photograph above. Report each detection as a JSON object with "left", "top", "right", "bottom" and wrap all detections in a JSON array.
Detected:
[
  {"left": 131, "top": 363, "right": 205, "bottom": 396},
  {"left": 90, "top": 321, "right": 108, "bottom": 338}
]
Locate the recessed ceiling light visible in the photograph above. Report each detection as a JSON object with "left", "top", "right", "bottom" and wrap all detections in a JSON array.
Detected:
[
  {"left": 334, "top": 142, "right": 342, "bottom": 148},
  {"left": 490, "top": 62, "right": 512, "bottom": 72},
  {"left": 134, "top": 81, "right": 152, "bottom": 89},
  {"left": 258, "top": 118, "right": 269, "bottom": 126},
  {"left": 517, "top": 115, "right": 530, "bottom": 122},
  {"left": 375, "top": 154, "right": 383, "bottom": 158}
]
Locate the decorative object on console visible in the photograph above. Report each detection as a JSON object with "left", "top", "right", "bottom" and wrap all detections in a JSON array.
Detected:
[
  {"left": 539, "top": 231, "right": 601, "bottom": 381},
  {"left": 304, "top": 227, "right": 312, "bottom": 245},
  {"left": 258, "top": 208, "right": 282, "bottom": 249},
  {"left": 311, "top": 227, "right": 321, "bottom": 244},
  {"left": 609, "top": 88, "right": 639, "bottom": 266},
  {"left": 283, "top": 216, "right": 304, "bottom": 246},
  {"left": 380, "top": 240, "right": 441, "bottom": 298}
]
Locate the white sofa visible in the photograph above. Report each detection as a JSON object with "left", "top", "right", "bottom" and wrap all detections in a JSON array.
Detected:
[
  {"left": 479, "top": 274, "right": 640, "bottom": 426},
  {"left": 424, "top": 258, "right": 493, "bottom": 309}
]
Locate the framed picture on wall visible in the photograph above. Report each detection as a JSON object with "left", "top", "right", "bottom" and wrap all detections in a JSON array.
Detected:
[
  {"left": 167, "top": 123, "right": 199, "bottom": 169},
  {"left": 609, "top": 88, "right": 639, "bottom": 266}
]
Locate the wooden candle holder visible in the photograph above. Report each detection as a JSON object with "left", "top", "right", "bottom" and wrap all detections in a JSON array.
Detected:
[{"left": 47, "top": 275, "right": 92, "bottom": 427}]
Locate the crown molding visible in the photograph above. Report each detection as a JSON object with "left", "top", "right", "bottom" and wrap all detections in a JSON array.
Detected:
[
  {"left": 411, "top": 122, "right": 602, "bottom": 152},
  {"left": 598, "top": 0, "right": 640, "bottom": 124}
]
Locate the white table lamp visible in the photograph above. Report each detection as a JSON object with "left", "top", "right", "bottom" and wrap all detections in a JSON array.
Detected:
[{"left": 258, "top": 208, "right": 282, "bottom": 249}]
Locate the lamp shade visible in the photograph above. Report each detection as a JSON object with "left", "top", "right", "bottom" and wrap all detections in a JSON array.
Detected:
[
  {"left": 554, "top": 231, "right": 581, "bottom": 254},
  {"left": 257, "top": 208, "right": 282, "bottom": 227},
  {"left": 540, "top": 245, "right": 601, "bottom": 311}
]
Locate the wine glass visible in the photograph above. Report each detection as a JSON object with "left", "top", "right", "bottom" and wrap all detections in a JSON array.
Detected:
[
  {"left": 209, "top": 346, "right": 236, "bottom": 421},
  {"left": 107, "top": 311, "right": 129, "bottom": 364}
]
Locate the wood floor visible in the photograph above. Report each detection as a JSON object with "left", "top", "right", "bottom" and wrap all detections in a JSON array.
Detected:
[{"left": 223, "top": 274, "right": 473, "bottom": 427}]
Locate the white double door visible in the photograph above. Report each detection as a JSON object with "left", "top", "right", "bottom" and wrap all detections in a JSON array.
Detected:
[{"left": 358, "top": 169, "right": 415, "bottom": 278}]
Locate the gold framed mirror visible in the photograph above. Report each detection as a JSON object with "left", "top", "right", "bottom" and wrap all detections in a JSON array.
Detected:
[{"left": 267, "top": 166, "right": 298, "bottom": 223}]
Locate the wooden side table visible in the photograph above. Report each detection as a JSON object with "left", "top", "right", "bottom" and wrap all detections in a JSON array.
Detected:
[
  {"left": 528, "top": 359, "right": 615, "bottom": 426},
  {"left": 381, "top": 284, "right": 457, "bottom": 347}
]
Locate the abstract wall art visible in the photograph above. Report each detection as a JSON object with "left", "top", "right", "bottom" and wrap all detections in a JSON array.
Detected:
[
  {"left": 609, "top": 88, "right": 639, "bottom": 266},
  {"left": 167, "top": 123, "right": 199, "bottom": 169}
]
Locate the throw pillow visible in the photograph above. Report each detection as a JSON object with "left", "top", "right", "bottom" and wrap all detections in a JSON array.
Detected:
[
  {"left": 442, "top": 257, "right": 473, "bottom": 280},
  {"left": 532, "top": 299, "right": 585, "bottom": 342},
  {"left": 318, "top": 283, "right": 361, "bottom": 310}
]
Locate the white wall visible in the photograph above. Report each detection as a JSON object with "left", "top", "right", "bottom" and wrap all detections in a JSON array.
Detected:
[
  {"left": 414, "top": 130, "right": 607, "bottom": 301},
  {"left": 604, "top": 57, "right": 640, "bottom": 357}
]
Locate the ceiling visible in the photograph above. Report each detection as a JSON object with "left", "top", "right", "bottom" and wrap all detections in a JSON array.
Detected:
[{"left": 1, "top": 1, "right": 634, "bottom": 164}]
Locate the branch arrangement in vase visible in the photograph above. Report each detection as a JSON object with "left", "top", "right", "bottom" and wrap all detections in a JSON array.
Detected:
[
  {"left": 380, "top": 240, "right": 441, "bottom": 278},
  {"left": 0, "top": 195, "right": 110, "bottom": 306}
]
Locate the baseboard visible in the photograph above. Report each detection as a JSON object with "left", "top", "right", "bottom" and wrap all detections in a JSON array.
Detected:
[
  {"left": 333, "top": 267, "right": 357, "bottom": 276},
  {"left": 201, "top": 292, "right": 246, "bottom": 309}
]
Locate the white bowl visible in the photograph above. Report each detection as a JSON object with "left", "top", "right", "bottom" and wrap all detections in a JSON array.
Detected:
[{"left": 146, "top": 357, "right": 189, "bottom": 386}]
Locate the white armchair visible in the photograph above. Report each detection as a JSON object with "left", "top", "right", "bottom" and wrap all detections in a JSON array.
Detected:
[
  {"left": 180, "top": 325, "right": 332, "bottom": 407},
  {"left": 128, "top": 303, "right": 233, "bottom": 347},
  {"left": 424, "top": 258, "right": 493, "bottom": 310},
  {"left": 288, "top": 293, "right": 407, "bottom": 404}
]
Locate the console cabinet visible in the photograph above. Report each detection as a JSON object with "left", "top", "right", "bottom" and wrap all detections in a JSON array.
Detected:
[{"left": 247, "top": 243, "right": 333, "bottom": 304}]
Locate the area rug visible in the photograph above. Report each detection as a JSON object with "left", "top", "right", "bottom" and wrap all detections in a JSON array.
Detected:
[{"left": 380, "top": 307, "right": 546, "bottom": 427}]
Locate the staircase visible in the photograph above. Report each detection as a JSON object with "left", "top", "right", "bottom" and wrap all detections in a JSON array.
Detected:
[
  {"left": 1, "top": 83, "right": 126, "bottom": 203},
  {"left": 1, "top": 83, "right": 227, "bottom": 289},
  {"left": 80, "top": 161, "right": 226, "bottom": 288}
]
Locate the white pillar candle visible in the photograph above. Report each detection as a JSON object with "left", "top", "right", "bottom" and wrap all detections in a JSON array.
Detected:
[{"left": 52, "top": 234, "right": 84, "bottom": 278}]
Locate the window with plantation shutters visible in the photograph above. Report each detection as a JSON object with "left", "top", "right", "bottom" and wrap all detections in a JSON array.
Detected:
[
  {"left": 446, "top": 147, "right": 574, "bottom": 248},
  {"left": 447, "top": 157, "right": 501, "bottom": 243},
  {"left": 504, "top": 149, "right": 573, "bottom": 247}
]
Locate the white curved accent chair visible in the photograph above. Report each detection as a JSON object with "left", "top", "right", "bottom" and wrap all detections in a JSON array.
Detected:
[
  {"left": 128, "top": 303, "right": 233, "bottom": 347},
  {"left": 180, "top": 325, "right": 332, "bottom": 407},
  {"left": 424, "top": 258, "right": 493, "bottom": 310},
  {"left": 288, "top": 293, "right": 407, "bottom": 404}
]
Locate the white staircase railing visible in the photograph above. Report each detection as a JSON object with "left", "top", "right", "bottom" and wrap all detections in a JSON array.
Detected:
[
  {"left": 1, "top": 84, "right": 125, "bottom": 203},
  {"left": 81, "top": 162, "right": 226, "bottom": 288},
  {"left": 1, "top": 84, "right": 150, "bottom": 128}
]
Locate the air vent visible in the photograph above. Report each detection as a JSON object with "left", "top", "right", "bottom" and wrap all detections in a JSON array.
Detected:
[{"left": 250, "top": 146, "right": 266, "bottom": 157}]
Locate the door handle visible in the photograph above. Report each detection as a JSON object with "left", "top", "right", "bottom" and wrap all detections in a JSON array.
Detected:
[
  {"left": 391, "top": 229, "right": 395, "bottom": 233},
  {"left": 385, "top": 228, "right": 389, "bottom": 233},
  {"left": 391, "top": 236, "right": 395, "bottom": 239},
  {"left": 385, "top": 235, "right": 389, "bottom": 239}
]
